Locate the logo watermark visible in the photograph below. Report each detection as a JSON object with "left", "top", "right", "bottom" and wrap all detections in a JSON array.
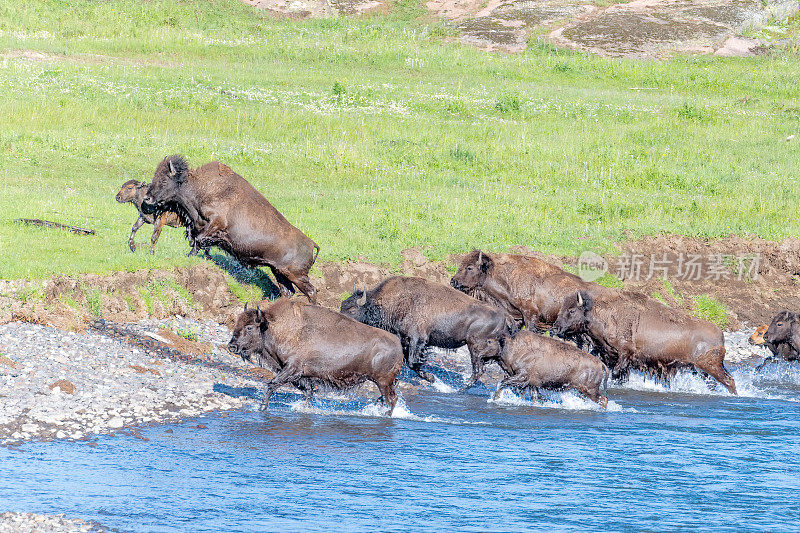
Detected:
[{"left": 577, "top": 252, "right": 760, "bottom": 283}]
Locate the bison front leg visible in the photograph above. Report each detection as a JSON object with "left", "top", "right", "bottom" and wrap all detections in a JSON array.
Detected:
[
  {"left": 282, "top": 270, "right": 317, "bottom": 304},
  {"left": 262, "top": 366, "right": 302, "bottom": 410},
  {"left": 493, "top": 373, "right": 529, "bottom": 400},
  {"left": 296, "top": 378, "right": 315, "bottom": 404},
  {"left": 577, "top": 385, "right": 608, "bottom": 408},
  {"left": 407, "top": 338, "right": 435, "bottom": 383},
  {"left": 149, "top": 214, "right": 167, "bottom": 255},
  {"left": 460, "top": 337, "right": 498, "bottom": 392},
  {"left": 189, "top": 216, "right": 224, "bottom": 256},
  {"left": 754, "top": 356, "right": 779, "bottom": 372},
  {"left": 128, "top": 216, "right": 146, "bottom": 252}
]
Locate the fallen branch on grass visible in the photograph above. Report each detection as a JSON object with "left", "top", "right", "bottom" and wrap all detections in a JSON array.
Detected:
[{"left": 15, "top": 218, "right": 95, "bottom": 235}]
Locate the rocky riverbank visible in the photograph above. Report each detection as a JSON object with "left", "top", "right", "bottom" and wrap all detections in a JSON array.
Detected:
[
  {"left": 0, "top": 318, "right": 261, "bottom": 447},
  {"left": 0, "top": 512, "right": 107, "bottom": 533}
]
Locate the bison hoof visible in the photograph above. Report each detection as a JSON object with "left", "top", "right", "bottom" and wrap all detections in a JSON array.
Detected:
[{"left": 129, "top": 243, "right": 136, "bottom": 252}]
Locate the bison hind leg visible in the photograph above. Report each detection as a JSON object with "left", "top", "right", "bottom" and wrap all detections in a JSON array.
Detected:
[
  {"left": 695, "top": 347, "right": 737, "bottom": 395},
  {"left": 375, "top": 378, "right": 399, "bottom": 416},
  {"left": 270, "top": 269, "right": 296, "bottom": 299},
  {"left": 274, "top": 268, "right": 317, "bottom": 304}
]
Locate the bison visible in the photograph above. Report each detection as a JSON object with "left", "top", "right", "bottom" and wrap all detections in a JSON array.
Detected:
[
  {"left": 553, "top": 290, "right": 737, "bottom": 394},
  {"left": 116, "top": 179, "right": 183, "bottom": 254},
  {"left": 754, "top": 311, "right": 800, "bottom": 370},
  {"left": 495, "top": 331, "right": 609, "bottom": 408},
  {"left": 141, "top": 155, "right": 319, "bottom": 302},
  {"left": 227, "top": 299, "right": 404, "bottom": 415},
  {"left": 340, "top": 276, "right": 516, "bottom": 390},
  {"left": 749, "top": 324, "right": 769, "bottom": 347},
  {"left": 451, "top": 250, "right": 597, "bottom": 332}
]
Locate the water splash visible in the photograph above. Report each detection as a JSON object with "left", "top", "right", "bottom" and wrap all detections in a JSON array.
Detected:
[
  {"left": 613, "top": 365, "right": 799, "bottom": 402},
  {"left": 488, "top": 388, "right": 628, "bottom": 412},
  {"left": 277, "top": 394, "right": 487, "bottom": 426},
  {"left": 429, "top": 378, "right": 457, "bottom": 394},
  {"left": 617, "top": 370, "right": 720, "bottom": 395}
]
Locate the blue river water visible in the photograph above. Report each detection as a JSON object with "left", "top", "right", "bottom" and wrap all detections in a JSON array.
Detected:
[{"left": 2, "top": 362, "right": 800, "bottom": 532}]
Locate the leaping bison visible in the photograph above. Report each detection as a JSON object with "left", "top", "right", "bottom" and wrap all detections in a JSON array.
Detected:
[
  {"left": 340, "top": 276, "right": 516, "bottom": 390},
  {"left": 553, "top": 290, "right": 737, "bottom": 394},
  {"left": 227, "top": 299, "right": 404, "bottom": 415},
  {"left": 142, "top": 155, "right": 319, "bottom": 302}
]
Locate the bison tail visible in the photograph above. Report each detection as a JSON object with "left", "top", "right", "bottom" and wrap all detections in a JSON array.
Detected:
[
  {"left": 602, "top": 363, "right": 610, "bottom": 392},
  {"left": 312, "top": 242, "right": 320, "bottom": 265}
]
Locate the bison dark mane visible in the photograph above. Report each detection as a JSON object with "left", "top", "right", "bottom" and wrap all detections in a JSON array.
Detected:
[{"left": 164, "top": 154, "right": 189, "bottom": 183}]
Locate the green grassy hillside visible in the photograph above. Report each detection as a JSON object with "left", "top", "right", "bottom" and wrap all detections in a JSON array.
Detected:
[{"left": 1, "top": 0, "right": 798, "bottom": 279}]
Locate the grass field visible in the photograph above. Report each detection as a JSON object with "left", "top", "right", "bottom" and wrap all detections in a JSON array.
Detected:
[{"left": 1, "top": 0, "right": 799, "bottom": 280}]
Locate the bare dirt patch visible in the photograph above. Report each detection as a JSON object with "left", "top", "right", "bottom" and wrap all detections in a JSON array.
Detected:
[
  {"left": 549, "top": 0, "right": 782, "bottom": 58},
  {"left": 239, "top": 0, "right": 796, "bottom": 57}
]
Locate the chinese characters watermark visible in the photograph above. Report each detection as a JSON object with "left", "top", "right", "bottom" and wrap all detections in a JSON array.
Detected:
[{"left": 578, "top": 252, "right": 761, "bottom": 282}]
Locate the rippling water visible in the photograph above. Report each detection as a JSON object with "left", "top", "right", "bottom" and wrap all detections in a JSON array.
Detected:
[{"left": 3, "top": 362, "right": 800, "bottom": 532}]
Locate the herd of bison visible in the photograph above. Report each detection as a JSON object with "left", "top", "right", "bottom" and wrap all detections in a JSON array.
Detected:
[{"left": 114, "top": 155, "right": 799, "bottom": 414}]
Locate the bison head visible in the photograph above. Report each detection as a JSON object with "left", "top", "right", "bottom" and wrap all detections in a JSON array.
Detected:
[
  {"left": 340, "top": 284, "right": 370, "bottom": 323},
  {"left": 749, "top": 324, "right": 768, "bottom": 346},
  {"left": 228, "top": 304, "right": 268, "bottom": 363},
  {"left": 553, "top": 290, "right": 593, "bottom": 336},
  {"left": 116, "top": 179, "right": 144, "bottom": 204},
  {"left": 141, "top": 155, "right": 189, "bottom": 215},
  {"left": 451, "top": 250, "right": 493, "bottom": 293},
  {"left": 764, "top": 311, "right": 797, "bottom": 347}
]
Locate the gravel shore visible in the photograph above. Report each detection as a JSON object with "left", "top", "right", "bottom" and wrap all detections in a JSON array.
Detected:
[
  {"left": 0, "top": 318, "right": 260, "bottom": 447},
  {"left": 0, "top": 512, "right": 106, "bottom": 533}
]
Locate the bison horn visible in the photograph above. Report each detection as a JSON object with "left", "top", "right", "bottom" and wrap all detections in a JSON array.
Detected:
[
  {"left": 577, "top": 292, "right": 583, "bottom": 306},
  {"left": 357, "top": 284, "right": 367, "bottom": 306},
  {"left": 353, "top": 282, "right": 357, "bottom": 295},
  {"left": 244, "top": 302, "right": 249, "bottom": 311},
  {"left": 478, "top": 250, "right": 483, "bottom": 263}
]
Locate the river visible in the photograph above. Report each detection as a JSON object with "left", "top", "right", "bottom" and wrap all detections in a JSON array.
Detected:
[{"left": 2, "top": 362, "right": 799, "bottom": 532}]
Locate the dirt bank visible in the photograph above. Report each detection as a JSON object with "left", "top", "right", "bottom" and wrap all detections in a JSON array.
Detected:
[{"left": 0, "top": 237, "right": 797, "bottom": 331}]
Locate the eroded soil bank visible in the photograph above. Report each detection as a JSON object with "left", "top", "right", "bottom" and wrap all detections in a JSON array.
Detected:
[{"left": 2, "top": 237, "right": 798, "bottom": 332}]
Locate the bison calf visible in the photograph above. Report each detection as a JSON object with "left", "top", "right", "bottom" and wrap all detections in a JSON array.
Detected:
[
  {"left": 116, "top": 179, "right": 182, "bottom": 254},
  {"left": 553, "top": 290, "right": 737, "bottom": 394},
  {"left": 340, "top": 276, "right": 515, "bottom": 390},
  {"left": 227, "top": 299, "right": 404, "bottom": 415},
  {"left": 496, "top": 331, "right": 609, "bottom": 408}
]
